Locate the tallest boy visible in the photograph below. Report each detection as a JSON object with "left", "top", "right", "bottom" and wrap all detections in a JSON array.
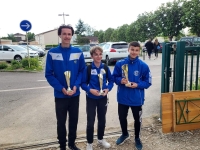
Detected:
[{"left": 45, "top": 25, "right": 85, "bottom": 150}]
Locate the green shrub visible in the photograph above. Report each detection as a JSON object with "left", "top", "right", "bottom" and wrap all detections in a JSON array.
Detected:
[
  {"left": 0, "top": 62, "right": 8, "bottom": 69},
  {"left": 10, "top": 60, "right": 22, "bottom": 69},
  {"left": 21, "top": 58, "right": 39, "bottom": 68},
  {"left": 192, "top": 78, "right": 200, "bottom": 90}
]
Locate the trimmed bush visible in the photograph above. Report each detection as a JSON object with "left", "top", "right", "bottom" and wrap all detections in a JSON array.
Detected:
[
  {"left": 11, "top": 60, "right": 22, "bottom": 69},
  {"left": 0, "top": 62, "right": 8, "bottom": 69},
  {"left": 21, "top": 58, "right": 39, "bottom": 69}
]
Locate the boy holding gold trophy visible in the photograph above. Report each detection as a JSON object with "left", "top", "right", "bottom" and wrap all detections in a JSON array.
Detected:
[
  {"left": 81, "top": 46, "right": 114, "bottom": 150},
  {"left": 45, "top": 25, "right": 85, "bottom": 150},
  {"left": 112, "top": 41, "right": 152, "bottom": 150}
]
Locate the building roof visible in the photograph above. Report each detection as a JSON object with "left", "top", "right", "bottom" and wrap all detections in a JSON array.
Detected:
[
  {"left": 14, "top": 33, "right": 25, "bottom": 36},
  {"left": 36, "top": 29, "right": 58, "bottom": 36},
  {"left": 85, "top": 36, "right": 98, "bottom": 41}
]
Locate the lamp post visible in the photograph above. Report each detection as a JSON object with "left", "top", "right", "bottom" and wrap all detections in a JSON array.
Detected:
[{"left": 58, "top": 12, "right": 69, "bottom": 25}]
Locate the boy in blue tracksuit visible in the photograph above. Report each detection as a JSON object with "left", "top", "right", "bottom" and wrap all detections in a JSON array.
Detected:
[
  {"left": 45, "top": 25, "right": 85, "bottom": 150},
  {"left": 113, "top": 41, "right": 152, "bottom": 150},
  {"left": 81, "top": 46, "right": 114, "bottom": 150}
]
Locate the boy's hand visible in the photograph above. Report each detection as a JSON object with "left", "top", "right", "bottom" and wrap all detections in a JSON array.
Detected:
[
  {"left": 103, "top": 89, "right": 109, "bottom": 96},
  {"left": 121, "top": 78, "right": 128, "bottom": 84},
  {"left": 62, "top": 88, "right": 75, "bottom": 96},
  {"left": 130, "top": 82, "right": 138, "bottom": 88},
  {"left": 90, "top": 89, "right": 100, "bottom": 96}
]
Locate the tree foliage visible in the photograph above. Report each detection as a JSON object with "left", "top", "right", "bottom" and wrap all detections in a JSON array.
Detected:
[
  {"left": 7, "top": 34, "right": 17, "bottom": 42},
  {"left": 104, "top": 28, "right": 114, "bottom": 42},
  {"left": 98, "top": 31, "right": 104, "bottom": 43},
  {"left": 27, "top": 32, "right": 35, "bottom": 41},
  {"left": 117, "top": 24, "right": 129, "bottom": 41},
  {"left": 154, "top": 0, "right": 185, "bottom": 41},
  {"left": 181, "top": 0, "right": 200, "bottom": 36},
  {"left": 75, "top": 19, "right": 86, "bottom": 35},
  {"left": 110, "top": 29, "right": 119, "bottom": 42},
  {"left": 84, "top": 24, "right": 95, "bottom": 36}
]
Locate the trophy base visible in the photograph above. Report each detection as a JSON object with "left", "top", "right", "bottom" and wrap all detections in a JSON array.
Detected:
[
  {"left": 99, "top": 90, "right": 105, "bottom": 95},
  {"left": 67, "top": 90, "right": 73, "bottom": 94},
  {"left": 125, "top": 83, "right": 132, "bottom": 87}
]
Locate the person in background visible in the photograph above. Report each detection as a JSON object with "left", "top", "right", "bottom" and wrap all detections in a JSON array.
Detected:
[
  {"left": 81, "top": 46, "right": 114, "bottom": 150},
  {"left": 153, "top": 38, "right": 160, "bottom": 59},
  {"left": 145, "top": 38, "right": 154, "bottom": 60},
  {"left": 112, "top": 41, "right": 152, "bottom": 150},
  {"left": 45, "top": 25, "right": 85, "bottom": 150}
]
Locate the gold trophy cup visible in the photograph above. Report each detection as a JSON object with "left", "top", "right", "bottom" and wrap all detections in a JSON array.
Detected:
[
  {"left": 98, "top": 69, "right": 106, "bottom": 95},
  {"left": 64, "top": 71, "right": 73, "bottom": 93},
  {"left": 121, "top": 64, "right": 131, "bottom": 87}
]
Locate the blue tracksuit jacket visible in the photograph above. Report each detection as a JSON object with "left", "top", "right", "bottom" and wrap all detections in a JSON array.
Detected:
[
  {"left": 45, "top": 44, "right": 85, "bottom": 98},
  {"left": 81, "top": 62, "right": 114, "bottom": 99},
  {"left": 112, "top": 56, "right": 152, "bottom": 106}
]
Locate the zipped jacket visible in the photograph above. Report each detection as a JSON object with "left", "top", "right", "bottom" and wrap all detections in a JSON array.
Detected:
[
  {"left": 112, "top": 56, "right": 152, "bottom": 106},
  {"left": 45, "top": 44, "right": 85, "bottom": 98}
]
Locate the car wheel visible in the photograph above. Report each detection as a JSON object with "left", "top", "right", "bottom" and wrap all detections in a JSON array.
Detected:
[
  {"left": 106, "top": 56, "right": 110, "bottom": 66},
  {"left": 14, "top": 56, "right": 22, "bottom": 62}
]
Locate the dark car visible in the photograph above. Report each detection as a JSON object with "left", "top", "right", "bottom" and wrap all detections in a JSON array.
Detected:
[
  {"left": 180, "top": 36, "right": 200, "bottom": 46},
  {"left": 19, "top": 45, "right": 46, "bottom": 57}
]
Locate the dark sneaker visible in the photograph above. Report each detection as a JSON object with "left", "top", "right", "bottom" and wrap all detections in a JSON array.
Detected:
[
  {"left": 116, "top": 133, "right": 130, "bottom": 145},
  {"left": 68, "top": 144, "right": 80, "bottom": 150},
  {"left": 135, "top": 138, "right": 143, "bottom": 150}
]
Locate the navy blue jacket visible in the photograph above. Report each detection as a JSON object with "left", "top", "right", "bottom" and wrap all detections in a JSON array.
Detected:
[
  {"left": 45, "top": 44, "right": 85, "bottom": 98},
  {"left": 81, "top": 62, "right": 114, "bottom": 99},
  {"left": 112, "top": 56, "right": 152, "bottom": 106}
]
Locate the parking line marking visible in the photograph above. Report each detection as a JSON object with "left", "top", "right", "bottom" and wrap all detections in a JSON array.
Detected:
[{"left": 0, "top": 86, "right": 51, "bottom": 92}]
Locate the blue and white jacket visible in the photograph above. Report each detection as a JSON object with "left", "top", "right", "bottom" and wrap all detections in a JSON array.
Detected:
[
  {"left": 45, "top": 44, "right": 85, "bottom": 98},
  {"left": 81, "top": 62, "right": 114, "bottom": 99},
  {"left": 112, "top": 56, "right": 152, "bottom": 106}
]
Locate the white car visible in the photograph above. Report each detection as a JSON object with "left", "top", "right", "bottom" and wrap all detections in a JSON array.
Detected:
[
  {"left": 102, "top": 42, "right": 129, "bottom": 65},
  {"left": 0, "top": 45, "right": 38, "bottom": 62},
  {"left": 73, "top": 45, "right": 93, "bottom": 64}
]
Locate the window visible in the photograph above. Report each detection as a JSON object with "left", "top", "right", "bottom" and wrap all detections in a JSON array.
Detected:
[
  {"left": 0, "top": 45, "right": 2, "bottom": 51},
  {"left": 112, "top": 43, "right": 128, "bottom": 49},
  {"left": 3, "top": 46, "right": 10, "bottom": 51}
]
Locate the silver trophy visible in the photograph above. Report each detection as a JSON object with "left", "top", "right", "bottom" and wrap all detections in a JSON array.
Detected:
[{"left": 98, "top": 69, "right": 106, "bottom": 95}]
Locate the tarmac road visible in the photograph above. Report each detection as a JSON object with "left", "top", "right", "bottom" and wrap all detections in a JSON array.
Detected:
[{"left": 0, "top": 55, "right": 162, "bottom": 147}]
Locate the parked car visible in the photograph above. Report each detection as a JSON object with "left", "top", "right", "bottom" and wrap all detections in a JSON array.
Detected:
[
  {"left": 0, "top": 45, "right": 38, "bottom": 62},
  {"left": 73, "top": 45, "right": 92, "bottom": 64},
  {"left": 102, "top": 42, "right": 129, "bottom": 65},
  {"left": 19, "top": 45, "right": 46, "bottom": 57},
  {"left": 180, "top": 36, "right": 200, "bottom": 46}
]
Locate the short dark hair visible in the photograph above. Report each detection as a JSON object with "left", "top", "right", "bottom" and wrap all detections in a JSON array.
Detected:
[
  {"left": 58, "top": 24, "right": 74, "bottom": 36},
  {"left": 129, "top": 41, "right": 140, "bottom": 48}
]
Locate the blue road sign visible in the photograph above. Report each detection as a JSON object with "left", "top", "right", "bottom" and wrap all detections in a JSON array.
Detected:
[{"left": 20, "top": 20, "right": 32, "bottom": 32}]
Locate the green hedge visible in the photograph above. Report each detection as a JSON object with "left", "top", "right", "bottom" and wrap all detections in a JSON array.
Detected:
[
  {"left": 0, "top": 62, "right": 8, "bottom": 69},
  {"left": 45, "top": 44, "right": 58, "bottom": 48}
]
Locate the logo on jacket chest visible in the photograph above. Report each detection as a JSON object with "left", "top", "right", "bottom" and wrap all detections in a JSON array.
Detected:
[
  {"left": 134, "top": 70, "right": 139, "bottom": 76},
  {"left": 91, "top": 69, "right": 97, "bottom": 75}
]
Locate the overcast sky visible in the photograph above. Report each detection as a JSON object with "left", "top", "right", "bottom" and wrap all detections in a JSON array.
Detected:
[{"left": 0, "top": 0, "right": 173, "bottom": 37}]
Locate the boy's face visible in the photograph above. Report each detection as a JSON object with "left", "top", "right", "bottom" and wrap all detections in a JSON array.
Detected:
[
  {"left": 128, "top": 46, "right": 140, "bottom": 59},
  {"left": 59, "top": 28, "right": 72, "bottom": 45},
  {"left": 91, "top": 49, "right": 102, "bottom": 63}
]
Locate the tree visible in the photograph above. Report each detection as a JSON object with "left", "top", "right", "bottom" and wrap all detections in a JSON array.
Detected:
[
  {"left": 110, "top": 29, "right": 119, "bottom": 42},
  {"left": 181, "top": 0, "right": 200, "bottom": 36},
  {"left": 154, "top": 0, "right": 185, "bottom": 41},
  {"left": 125, "top": 22, "right": 139, "bottom": 42},
  {"left": 98, "top": 31, "right": 104, "bottom": 43},
  {"left": 75, "top": 19, "right": 86, "bottom": 35},
  {"left": 76, "top": 35, "right": 90, "bottom": 44},
  {"left": 104, "top": 28, "right": 114, "bottom": 42},
  {"left": 27, "top": 32, "right": 35, "bottom": 41},
  {"left": 94, "top": 30, "right": 101, "bottom": 37},
  {"left": 84, "top": 24, "right": 95, "bottom": 36},
  {"left": 117, "top": 24, "right": 129, "bottom": 42},
  {"left": 7, "top": 34, "right": 17, "bottom": 42},
  {"left": 135, "top": 12, "right": 160, "bottom": 42}
]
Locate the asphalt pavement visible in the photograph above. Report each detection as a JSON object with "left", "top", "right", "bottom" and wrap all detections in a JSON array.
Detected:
[{"left": 0, "top": 54, "right": 162, "bottom": 149}]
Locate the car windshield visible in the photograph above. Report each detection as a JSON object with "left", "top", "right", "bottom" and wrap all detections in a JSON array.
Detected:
[
  {"left": 180, "top": 38, "right": 193, "bottom": 42},
  {"left": 111, "top": 43, "right": 128, "bottom": 49},
  {"left": 9, "top": 45, "right": 27, "bottom": 51},
  {"left": 74, "top": 45, "right": 90, "bottom": 52}
]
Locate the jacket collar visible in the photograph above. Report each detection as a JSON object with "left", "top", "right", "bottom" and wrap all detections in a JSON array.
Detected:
[{"left": 126, "top": 55, "right": 139, "bottom": 64}]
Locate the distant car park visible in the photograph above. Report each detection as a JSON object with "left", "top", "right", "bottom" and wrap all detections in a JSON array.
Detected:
[
  {"left": 19, "top": 45, "right": 46, "bottom": 57},
  {"left": 73, "top": 45, "right": 92, "bottom": 64}
]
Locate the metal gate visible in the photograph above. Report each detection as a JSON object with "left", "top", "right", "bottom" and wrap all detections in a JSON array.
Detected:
[{"left": 161, "top": 41, "right": 200, "bottom": 93}]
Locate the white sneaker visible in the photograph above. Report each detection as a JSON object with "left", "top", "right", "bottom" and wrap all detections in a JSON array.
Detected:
[
  {"left": 98, "top": 139, "right": 111, "bottom": 148},
  {"left": 86, "top": 143, "right": 93, "bottom": 150}
]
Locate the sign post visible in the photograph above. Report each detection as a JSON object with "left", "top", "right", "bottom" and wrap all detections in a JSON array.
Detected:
[{"left": 20, "top": 20, "right": 32, "bottom": 68}]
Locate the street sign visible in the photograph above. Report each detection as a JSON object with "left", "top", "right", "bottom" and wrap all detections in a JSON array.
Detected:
[{"left": 20, "top": 20, "right": 32, "bottom": 32}]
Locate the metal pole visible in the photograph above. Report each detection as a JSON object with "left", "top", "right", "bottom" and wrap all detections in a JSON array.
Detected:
[
  {"left": 26, "top": 31, "right": 30, "bottom": 68},
  {"left": 63, "top": 12, "right": 65, "bottom": 24}
]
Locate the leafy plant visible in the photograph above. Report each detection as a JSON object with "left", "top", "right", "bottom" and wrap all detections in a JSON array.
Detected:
[
  {"left": 0, "top": 62, "right": 8, "bottom": 69},
  {"left": 11, "top": 60, "right": 22, "bottom": 69}
]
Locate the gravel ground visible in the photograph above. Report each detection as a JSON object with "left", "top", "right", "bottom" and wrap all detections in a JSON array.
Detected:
[{"left": 39, "top": 115, "right": 200, "bottom": 150}]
